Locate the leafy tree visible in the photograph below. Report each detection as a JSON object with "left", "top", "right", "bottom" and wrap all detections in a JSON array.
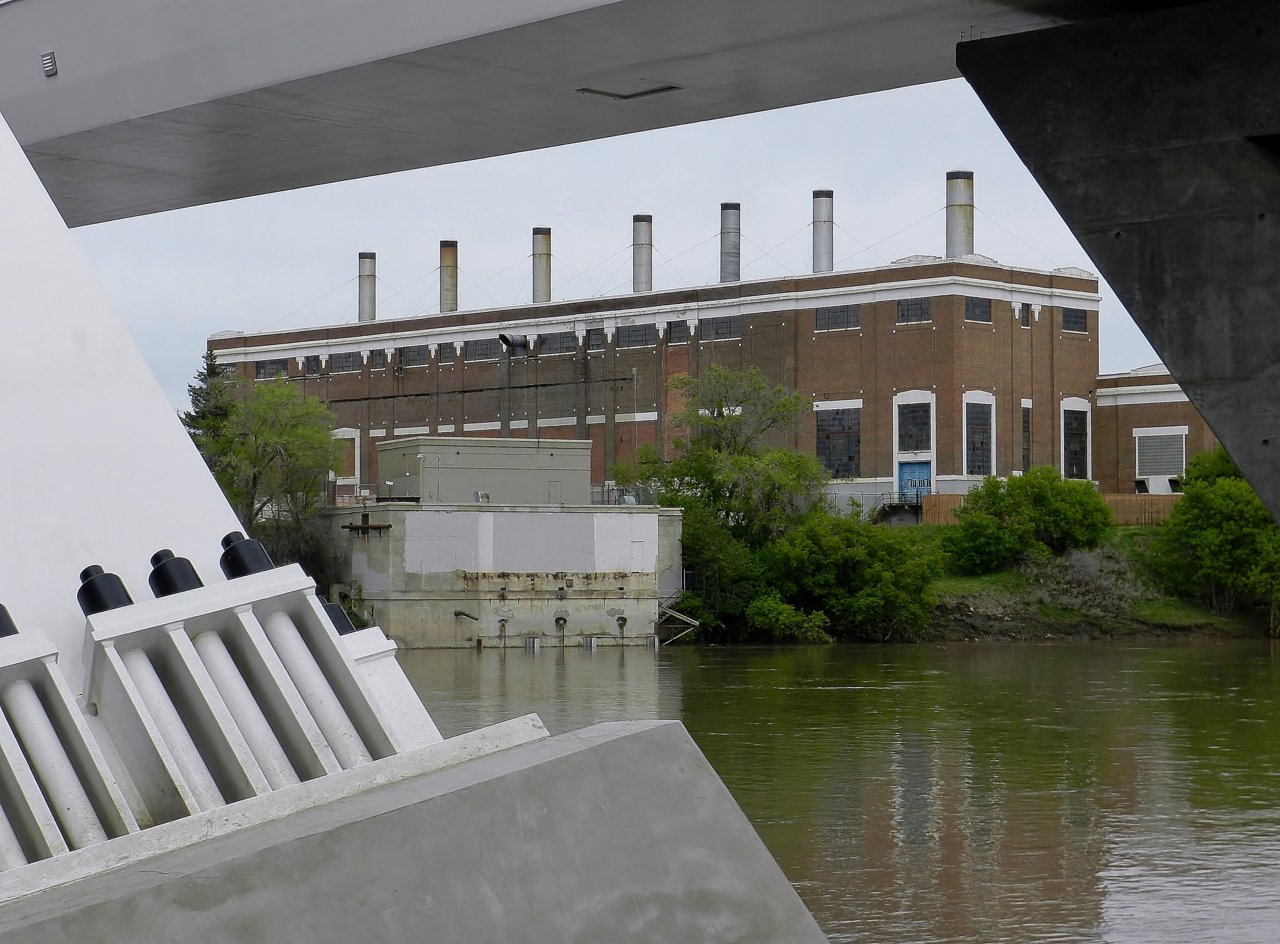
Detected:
[
  {"left": 764, "top": 510, "right": 942, "bottom": 641},
  {"left": 215, "top": 380, "right": 341, "bottom": 527},
  {"left": 1153, "top": 451, "right": 1280, "bottom": 624},
  {"left": 668, "top": 365, "right": 810, "bottom": 456},
  {"left": 943, "top": 467, "right": 1111, "bottom": 574},
  {"left": 181, "top": 351, "right": 237, "bottom": 474},
  {"left": 184, "top": 373, "right": 341, "bottom": 573}
]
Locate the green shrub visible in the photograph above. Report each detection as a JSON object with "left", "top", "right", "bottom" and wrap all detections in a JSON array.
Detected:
[
  {"left": 745, "top": 592, "right": 833, "bottom": 643},
  {"left": 944, "top": 467, "right": 1111, "bottom": 574},
  {"left": 763, "top": 510, "right": 941, "bottom": 641}
]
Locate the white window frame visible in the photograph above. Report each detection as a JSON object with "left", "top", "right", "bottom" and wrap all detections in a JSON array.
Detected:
[
  {"left": 1059, "top": 396, "right": 1092, "bottom": 481},
  {"left": 892, "top": 390, "right": 936, "bottom": 485},
  {"left": 1133, "top": 425, "right": 1189, "bottom": 478},
  {"left": 962, "top": 390, "right": 996, "bottom": 477}
]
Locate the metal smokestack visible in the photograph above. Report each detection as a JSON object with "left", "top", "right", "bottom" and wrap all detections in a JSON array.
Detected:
[
  {"left": 632, "top": 215, "right": 653, "bottom": 293},
  {"left": 532, "top": 227, "right": 552, "bottom": 303},
  {"left": 946, "top": 171, "right": 975, "bottom": 258},
  {"left": 812, "top": 190, "right": 834, "bottom": 274},
  {"left": 439, "top": 240, "right": 458, "bottom": 313},
  {"left": 719, "top": 203, "right": 741, "bottom": 283},
  {"left": 357, "top": 252, "right": 376, "bottom": 322}
]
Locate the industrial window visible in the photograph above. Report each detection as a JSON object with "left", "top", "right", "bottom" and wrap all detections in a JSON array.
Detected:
[
  {"left": 898, "top": 402, "right": 931, "bottom": 452},
  {"left": 896, "top": 297, "right": 931, "bottom": 324},
  {"left": 437, "top": 344, "right": 456, "bottom": 364},
  {"left": 215, "top": 362, "right": 239, "bottom": 380},
  {"left": 964, "top": 297, "right": 992, "bottom": 323},
  {"left": 1020, "top": 306, "right": 1032, "bottom": 328},
  {"left": 537, "top": 331, "right": 578, "bottom": 356},
  {"left": 816, "top": 408, "right": 861, "bottom": 478},
  {"left": 616, "top": 324, "right": 658, "bottom": 349},
  {"left": 1136, "top": 433, "right": 1185, "bottom": 478},
  {"left": 398, "top": 345, "right": 429, "bottom": 368},
  {"left": 464, "top": 338, "right": 501, "bottom": 362},
  {"left": 965, "top": 402, "right": 993, "bottom": 476},
  {"left": 302, "top": 355, "right": 321, "bottom": 376},
  {"left": 667, "top": 321, "right": 690, "bottom": 344},
  {"left": 815, "top": 305, "right": 860, "bottom": 331},
  {"left": 1021, "top": 407, "right": 1032, "bottom": 471},
  {"left": 368, "top": 350, "right": 387, "bottom": 370},
  {"left": 329, "top": 351, "right": 361, "bottom": 374},
  {"left": 586, "top": 328, "right": 607, "bottom": 351},
  {"left": 254, "top": 359, "right": 289, "bottom": 380},
  {"left": 1063, "top": 308, "right": 1088, "bottom": 333},
  {"left": 1064, "top": 409, "right": 1089, "bottom": 479},
  {"left": 702, "top": 316, "right": 742, "bottom": 341}
]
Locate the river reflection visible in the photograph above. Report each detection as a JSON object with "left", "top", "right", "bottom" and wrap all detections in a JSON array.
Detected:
[{"left": 397, "top": 642, "right": 1280, "bottom": 943}]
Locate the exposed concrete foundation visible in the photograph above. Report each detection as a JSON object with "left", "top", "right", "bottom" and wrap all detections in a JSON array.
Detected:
[
  {"left": 0, "top": 719, "right": 827, "bottom": 943},
  {"left": 958, "top": 0, "right": 1280, "bottom": 517}
]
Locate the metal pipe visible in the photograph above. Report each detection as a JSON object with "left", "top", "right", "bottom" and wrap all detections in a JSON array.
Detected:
[
  {"left": 357, "top": 251, "right": 377, "bottom": 322},
  {"left": 261, "top": 611, "right": 371, "bottom": 769},
  {"left": 193, "top": 630, "right": 299, "bottom": 790},
  {"left": 632, "top": 215, "right": 653, "bottom": 293},
  {"left": 532, "top": 227, "right": 552, "bottom": 303},
  {"left": 1, "top": 679, "right": 106, "bottom": 849},
  {"left": 812, "top": 190, "right": 834, "bottom": 273},
  {"left": 122, "top": 648, "right": 225, "bottom": 812},
  {"left": 719, "top": 203, "right": 741, "bottom": 282},
  {"left": 439, "top": 240, "right": 458, "bottom": 313},
  {"left": 945, "top": 171, "right": 975, "bottom": 258}
]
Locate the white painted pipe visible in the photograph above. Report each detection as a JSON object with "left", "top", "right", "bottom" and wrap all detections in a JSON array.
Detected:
[
  {"left": 0, "top": 802, "right": 26, "bottom": 871},
  {"left": 945, "top": 171, "right": 975, "bottom": 258},
  {"left": 632, "top": 215, "right": 653, "bottom": 293},
  {"left": 439, "top": 240, "right": 458, "bottom": 313},
  {"left": 122, "top": 648, "right": 225, "bottom": 811},
  {"left": 193, "top": 631, "right": 299, "bottom": 790},
  {"left": 1, "top": 679, "right": 106, "bottom": 849},
  {"left": 261, "top": 611, "right": 371, "bottom": 768},
  {"left": 719, "top": 203, "right": 741, "bottom": 282},
  {"left": 358, "top": 252, "right": 377, "bottom": 322},
  {"left": 812, "top": 190, "right": 834, "bottom": 273},
  {"left": 532, "top": 228, "right": 552, "bottom": 303}
]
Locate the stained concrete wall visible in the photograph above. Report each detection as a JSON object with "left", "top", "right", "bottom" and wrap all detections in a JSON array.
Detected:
[
  {"left": 0, "top": 720, "right": 828, "bottom": 944},
  {"left": 327, "top": 504, "right": 681, "bottom": 646}
]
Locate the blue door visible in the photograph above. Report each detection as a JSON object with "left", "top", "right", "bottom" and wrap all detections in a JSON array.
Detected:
[{"left": 898, "top": 462, "right": 932, "bottom": 501}]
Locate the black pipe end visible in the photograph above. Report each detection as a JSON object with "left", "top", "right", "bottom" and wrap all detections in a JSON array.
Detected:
[
  {"left": 149, "top": 549, "right": 205, "bottom": 597},
  {"left": 77, "top": 565, "right": 134, "bottom": 616},
  {"left": 219, "top": 532, "right": 275, "bottom": 579}
]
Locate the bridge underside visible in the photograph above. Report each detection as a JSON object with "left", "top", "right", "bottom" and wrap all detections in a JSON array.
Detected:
[
  {"left": 960, "top": 0, "right": 1280, "bottom": 516},
  {"left": 0, "top": 0, "right": 1191, "bottom": 227}
]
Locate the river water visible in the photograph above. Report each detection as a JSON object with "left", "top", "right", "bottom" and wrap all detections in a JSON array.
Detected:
[{"left": 397, "top": 642, "right": 1280, "bottom": 943}]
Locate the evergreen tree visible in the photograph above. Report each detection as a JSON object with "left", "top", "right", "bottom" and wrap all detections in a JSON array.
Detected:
[{"left": 181, "top": 351, "right": 236, "bottom": 473}]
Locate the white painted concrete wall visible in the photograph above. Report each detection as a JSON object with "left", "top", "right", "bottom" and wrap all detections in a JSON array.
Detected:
[
  {"left": 0, "top": 114, "right": 242, "bottom": 690},
  {"left": 401, "top": 508, "right": 659, "bottom": 576}
]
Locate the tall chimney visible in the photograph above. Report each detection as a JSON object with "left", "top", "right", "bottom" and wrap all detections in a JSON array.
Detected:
[
  {"left": 439, "top": 240, "right": 458, "bottom": 313},
  {"left": 532, "top": 227, "right": 552, "bottom": 303},
  {"left": 945, "top": 171, "right": 975, "bottom": 258},
  {"left": 812, "top": 190, "right": 834, "bottom": 274},
  {"left": 357, "top": 252, "right": 376, "bottom": 322},
  {"left": 719, "top": 203, "right": 741, "bottom": 283},
  {"left": 632, "top": 214, "right": 653, "bottom": 293}
]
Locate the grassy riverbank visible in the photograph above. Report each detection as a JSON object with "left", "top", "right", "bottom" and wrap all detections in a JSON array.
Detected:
[{"left": 926, "top": 526, "right": 1264, "bottom": 641}]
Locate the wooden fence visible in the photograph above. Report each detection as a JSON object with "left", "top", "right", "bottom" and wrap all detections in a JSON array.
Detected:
[{"left": 922, "top": 492, "right": 1181, "bottom": 526}]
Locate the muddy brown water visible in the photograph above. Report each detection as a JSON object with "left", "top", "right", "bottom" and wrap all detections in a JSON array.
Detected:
[{"left": 398, "top": 641, "right": 1280, "bottom": 943}]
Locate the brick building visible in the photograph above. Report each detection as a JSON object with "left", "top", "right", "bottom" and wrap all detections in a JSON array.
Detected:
[
  {"left": 1092, "top": 364, "right": 1218, "bottom": 494},
  {"left": 208, "top": 174, "right": 1110, "bottom": 505}
]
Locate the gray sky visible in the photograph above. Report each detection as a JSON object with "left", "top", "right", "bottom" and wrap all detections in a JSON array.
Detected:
[{"left": 72, "top": 78, "right": 1157, "bottom": 412}]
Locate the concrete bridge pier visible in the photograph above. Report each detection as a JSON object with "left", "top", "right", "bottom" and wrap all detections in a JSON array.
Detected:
[{"left": 959, "top": 0, "right": 1280, "bottom": 516}]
